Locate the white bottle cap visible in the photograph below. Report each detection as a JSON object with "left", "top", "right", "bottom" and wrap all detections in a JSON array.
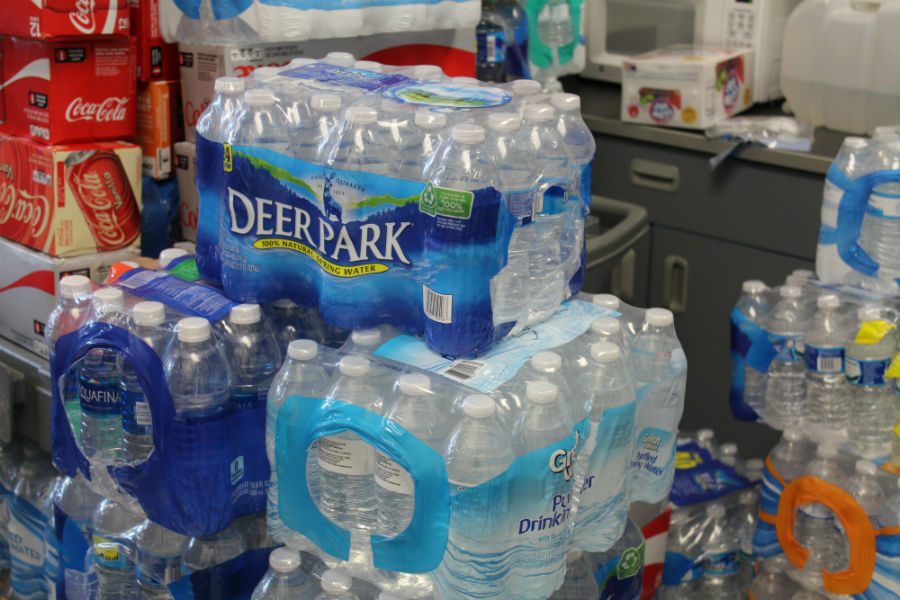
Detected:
[
  {"left": 451, "top": 123, "right": 485, "bottom": 144},
  {"left": 323, "top": 52, "right": 355, "bottom": 68},
  {"left": 817, "top": 294, "right": 840, "bottom": 310},
  {"left": 592, "top": 294, "right": 620, "bottom": 310},
  {"left": 745, "top": 458, "right": 764, "bottom": 472},
  {"left": 858, "top": 305, "right": 883, "bottom": 321},
  {"left": 93, "top": 287, "right": 124, "bottom": 310},
  {"left": 398, "top": 373, "right": 431, "bottom": 396},
  {"left": 415, "top": 109, "right": 447, "bottom": 129},
  {"left": 158, "top": 247, "right": 189, "bottom": 268},
  {"left": 121, "top": 261, "right": 140, "bottom": 268},
  {"left": 816, "top": 443, "right": 838, "bottom": 458},
  {"left": 132, "top": 301, "right": 165, "bottom": 327},
  {"left": 783, "top": 428, "right": 804, "bottom": 442},
  {"left": 320, "top": 568, "right": 353, "bottom": 593},
  {"left": 486, "top": 112, "right": 521, "bottom": 133},
  {"left": 215, "top": 77, "right": 245, "bottom": 93},
  {"left": 310, "top": 93, "right": 342, "bottom": 112},
  {"left": 566, "top": 549, "right": 583, "bottom": 562},
  {"left": 353, "top": 60, "right": 382, "bottom": 72},
  {"left": 550, "top": 93, "right": 580, "bottom": 112},
  {"left": 462, "top": 394, "right": 496, "bottom": 418},
  {"left": 338, "top": 355, "right": 370, "bottom": 377},
  {"left": 251, "top": 66, "right": 280, "bottom": 79},
  {"left": 59, "top": 275, "right": 91, "bottom": 300},
  {"left": 742, "top": 280, "right": 767, "bottom": 294},
  {"left": 873, "top": 127, "right": 900, "bottom": 142},
  {"left": 451, "top": 76, "right": 480, "bottom": 86},
  {"left": 779, "top": 285, "right": 802, "bottom": 299},
  {"left": 269, "top": 548, "right": 301, "bottom": 573},
  {"left": 844, "top": 136, "right": 868, "bottom": 150},
  {"left": 645, "top": 308, "right": 674, "bottom": 327},
  {"left": 413, "top": 65, "right": 443, "bottom": 81},
  {"left": 288, "top": 57, "right": 316, "bottom": 69},
  {"left": 523, "top": 103, "right": 555, "bottom": 122},
  {"left": 591, "top": 316, "right": 621, "bottom": 336},
  {"left": 720, "top": 443, "right": 738, "bottom": 456},
  {"left": 351, "top": 328, "right": 382, "bottom": 349},
  {"left": 244, "top": 89, "right": 276, "bottom": 107},
  {"left": 229, "top": 303, "right": 262, "bottom": 325},
  {"left": 697, "top": 428, "right": 715, "bottom": 442},
  {"left": 791, "top": 269, "right": 815, "bottom": 280},
  {"left": 288, "top": 339, "right": 318, "bottom": 361},
  {"left": 590, "top": 342, "right": 620, "bottom": 364},
  {"left": 347, "top": 106, "right": 377, "bottom": 125},
  {"left": 526, "top": 380, "right": 558, "bottom": 404},
  {"left": 511, "top": 79, "right": 541, "bottom": 97},
  {"left": 531, "top": 351, "right": 562, "bottom": 372},
  {"left": 273, "top": 298, "right": 297, "bottom": 309},
  {"left": 855, "top": 459, "right": 878, "bottom": 476},
  {"left": 706, "top": 503, "right": 725, "bottom": 519},
  {"left": 177, "top": 317, "right": 211, "bottom": 343}
]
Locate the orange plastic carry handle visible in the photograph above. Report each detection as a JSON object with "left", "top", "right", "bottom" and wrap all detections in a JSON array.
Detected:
[{"left": 776, "top": 475, "right": 876, "bottom": 595}]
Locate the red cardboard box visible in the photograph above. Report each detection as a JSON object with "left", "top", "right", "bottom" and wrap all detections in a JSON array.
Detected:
[
  {"left": 0, "top": 134, "right": 142, "bottom": 257},
  {"left": 130, "top": 0, "right": 179, "bottom": 82},
  {"left": 137, "top": 80, "right": 183, "bottom": 179},
  {"left": 0, "top": 36, "right": 137, "bottom": 145},
  {"left": 2, "top": 0, "right": 130, "bottom": 39}
]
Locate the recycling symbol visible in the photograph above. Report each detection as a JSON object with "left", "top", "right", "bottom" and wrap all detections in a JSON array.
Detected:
[
  {"left": 420, "top": 183, "right": 437, "bottom": 215},
  {"left": 617, "top": 545, "right": 644, "bottom": 579}
]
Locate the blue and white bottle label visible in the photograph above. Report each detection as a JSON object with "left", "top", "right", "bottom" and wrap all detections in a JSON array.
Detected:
[
  {"left": 136, "top": 548, "right": 182, "bottom": 586},
  {"left": 703, "top": 551, "right": 739, "bottom": 576},
  {"left": 804, "top": 345, "right": 844, "bottom": 374},
  {"left": 78, "top": 378, "right": 120, "bottom": 414},
  {"left": 846, "top": 357, "right": 888, "bottom": 387}
]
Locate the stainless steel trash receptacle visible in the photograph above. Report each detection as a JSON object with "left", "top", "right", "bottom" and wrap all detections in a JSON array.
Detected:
[{"left": 582, "top": 196, "right": 650, "bottom": 300}]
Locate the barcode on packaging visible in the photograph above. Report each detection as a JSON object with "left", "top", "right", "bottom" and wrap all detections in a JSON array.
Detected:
[
  {"left": 423, "top": 285, "right": 452, "bottom": 324},
  {"left": 443, "top": 360, "right": 485, "bottom": 381}
]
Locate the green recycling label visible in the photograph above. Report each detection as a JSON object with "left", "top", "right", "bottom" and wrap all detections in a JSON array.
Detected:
[
  {"left": 419, "top": 183, "right": 473, "bottom": 219},
  {"left": 617, "top": 542, "right": 645, "bottom": 579}
]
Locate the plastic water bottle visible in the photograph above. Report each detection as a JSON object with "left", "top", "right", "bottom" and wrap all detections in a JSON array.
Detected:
[
  {"left": 577, "top": 342, "right": 634, "bottom": 548},
  {"left": 770, "top": 428, "right": 812, "bottom": 483},
  {"left": 847, "top": 460, "right": 885, "bottom": 525},
  {"left": 197, "top": 77, "right": 246, "bottom": 143},
  {"left": 660, "top": 509, "right": 702, "bottom": 599},
  {"left": 0, "top": 444, "right": 18, "bottom": 585},
  {"left": 750, "top": 555, "right": 801, "bottom": 600},
  {"left": 252, "top": 548, "right": 316, "bottom": 600},
  {"left": 581, "top": 316, "right": 631, "bottom": 375},
  {"left": 698, "top": 503, "right": 741, "bottom": 599},
  {"left": 802, "top": 294, "right": 849, "bottom": 436},
  {"left": 323, "top": 52, "right": 356, "bottom": 68},
  {"left": 135, "top": 520, "right": 187, "bottom": 599},
  {"left": 8, "top": 445, "right": 54, "bottom": 600},
  {"left": 292, "top": 94, "right": 343, "bottom": 161},
  {"left": 120, "top": 301, "right": 170, "bottom": 464},
  {"left": 795, "top": 443, "right": 847, "bottom": 571},
  {"left": 316, "top": 568, "right": 358, "bottom": 600},
  {"left": 377, "top": 99, "right": 412, "bottom": 154},
  {"left": 49, "top": 475, "right": 99, "bottom": 598},
  {"left": 846, "top": 305, "right": 895, "bottom": 458},
  {"left": 733, "top": 279, "right": 771, "bottom": 415},
  {"left": 718, "top": 443, "right": 742, "bottom": 472},
  {"left": 229, "top": 89, "right": 291, "bottom": 153},
  {"left": 593, "top": 516, "right": 645, "bottom": 599},
  {"left": 858, "top": 141, "right": 900, "bottom": 279},
  {"left": 268, "top": 340, "right": 331, "bottom": 549},
  {"left": 764, "top": 285, "right": 808, "bottom": 429},
  {"left": 320, "top": 356, "right": 384, "bottom": 532},
  {"left": 397, "top": 109, "right": 447, "bottom": 180},
  {"left": 79, "top": 287, "right": 128, "bottom": 460},
  {"left": 508, "top": 79, "right": 543, "bottom": 113},
  {"left": 536, "top": 0, "right": 574, "bottom": 92},
  {"left": 92, "top": 498, "right": 144, "bottom": 599},
  {"left": 514, "top": 381, "right": 571, "bottom": 453},
  {"left": 226, "top": 304, "right": 282, "bottom": 412},
  {"left": 549, "top": 549, "right": 599, "bottom": 599},
  {"left": 877, "top": 477, "right": 900, "bottom": 529},
  {"left": 46, "top": 275, "right": 93, "bottom": 350},
  {"left": 181, "top": 526, "right": 246, "bottom": 573},
  {"left": 745, "top": 458, "right": 764, "bottom": 483},
  {"left": 526, "top": 351, "right": 574, "bottom": 416},
  {"left": 476, "top": 0, "right": 508, "bottom": 83},
  {"left": 324, "top": 106, "right": 393, "bottom": 175},
  {"left": 696, "top": 428, "right": 718, "bottom": 458},
  {"left": 54, "top": 475, "right": 102, "bottom": 542},
  {"left": 342, "top": 329, "right": 386, "bottom": 356},
  {"left": 267, "top": 299, "right": 307, "bottom": 356},
  {"left": 734, "top": 489, "right": 759, "bottom": 591},
  {"left": 376, "top": 373, "right": 447, "bottom": 538},
  {"left": 551, "top": 93, "right": 595, "bottom": 205},
  {"left": 165, "top": 318, "right": 232, "bottom": 517},
  {"left": 158, "top": 248, "right": 188, "bottom": 269},
  {"left": 630, "top": 308, "right": 678, "bottom": 384}
]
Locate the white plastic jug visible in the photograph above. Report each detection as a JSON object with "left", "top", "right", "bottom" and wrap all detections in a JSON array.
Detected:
[{"left": 782, "top": 0, "right": 900, "bottom": 134}]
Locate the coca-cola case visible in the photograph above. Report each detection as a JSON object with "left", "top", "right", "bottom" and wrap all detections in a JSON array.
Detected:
[
  {"left": 0, "top": 36, "right": 137, "bottom": 144},
  {"left": 2, "top": 0, "right": 130, "bottom": 40},
  {"left": 0, "top": 236, "right": 138, "bottom": 358},
  {"left": 130, "top": 0, "right": 179, "bottom": 82},
  {"left": 173, "top": 140, "right": 197, "bottom": 241},
  {"left": 0, "top": 133, "right": 143, "bottom": 258}
]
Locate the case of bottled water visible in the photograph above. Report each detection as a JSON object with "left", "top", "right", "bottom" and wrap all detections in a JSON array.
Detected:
[
  {"left": 268, "top": 293, "right": 684, "bottom": 598},
  {"left": 158, "top": 0, "right": 480, "bottom": 44},
  {"left": 815, "top": 128, "right": 900, "bottom": 294},
  {"left": 194, "top": 57, "right": 595, "bottom": 358}
]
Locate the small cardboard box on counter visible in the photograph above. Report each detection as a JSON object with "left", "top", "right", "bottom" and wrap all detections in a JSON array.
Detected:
[
  {"left": 137, "top": 80, "right": 183, "bottom": 179},
  {"left": 621, "top": 45, "right": 755, "bottom": 130},
  {"left": 0, "top": 237, "right": 138, "bottom": 358}
]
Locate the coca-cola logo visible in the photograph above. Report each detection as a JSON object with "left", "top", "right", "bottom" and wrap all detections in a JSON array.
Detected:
[
  {"left": 0, "top": 163, "right": 12, "bottom": 181},
  {"left": 0, "top": 181, "right": 50, "bottom": 241},
  {"left": 69, "top": 0, "right": 96, "bottom": 35},
  {"left": 68, "top": 171, "right": 127, "bottom": 247},
  {"left": 65, "top": 97, "right": 129, "bottom": 123},
  {"left": 184, "top": 99, "right": 210, "bottom": 128}
]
